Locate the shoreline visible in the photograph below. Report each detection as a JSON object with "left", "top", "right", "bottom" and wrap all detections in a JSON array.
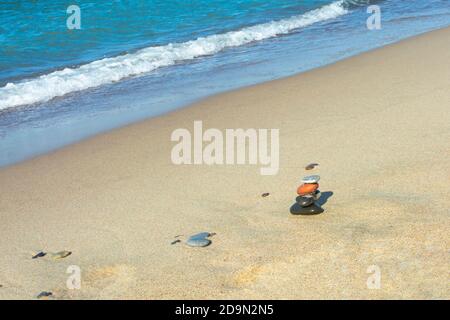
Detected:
[
  {"left": 0, "top": 27, "right": 449, "bottom": 299},
  {"left": 2, "top": 24, "right": 450, "bottom": 169}
]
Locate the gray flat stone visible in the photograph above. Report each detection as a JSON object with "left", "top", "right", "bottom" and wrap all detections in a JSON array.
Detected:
[
  {"left": 189, "top": 232, "right": 211, "bottom": 240},
  {"left": 186, "top": 232, "right": 214, "bottom": 247},
  {"left": 302, "top": 175, "right": 320, "bottom": 183},
  {"left": 186, "top": 238, "right": 212, "bottom": 247}
]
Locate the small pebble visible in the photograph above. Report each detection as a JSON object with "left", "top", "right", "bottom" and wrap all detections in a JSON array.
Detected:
[
  {"left": 305, "top": 163, "right": 319, "bottom": 170},
  {"left": 32, "top": 251, "right": 47, "bottom": 259},
  {"left": 37, "top": 291, "right": 52, "bottom": 299},
  {"left": 261, "top": 193, "right": 270, "bottom": 197},
  {"left": 186, "top": 238, "right": 211, "bottom": 247},
  {"left": 186, "top": 232, "right": 215, "bottom": 247},
  {"left": 49, "top": 251, "right": 72, "bottom": 260}
]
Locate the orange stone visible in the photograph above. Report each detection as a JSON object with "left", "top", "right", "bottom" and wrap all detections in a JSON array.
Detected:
[{"left": 297, "top": 183, "right": 319, "bottom": 196}]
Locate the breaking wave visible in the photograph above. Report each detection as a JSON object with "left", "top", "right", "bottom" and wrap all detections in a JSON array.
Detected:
[{"left": 0, "top": 1, "right": 349, "bottom": 110}]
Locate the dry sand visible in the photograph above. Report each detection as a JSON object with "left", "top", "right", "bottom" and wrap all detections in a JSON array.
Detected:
[{"left": 0, "top": 27, "right": 449, "bottom": 300}]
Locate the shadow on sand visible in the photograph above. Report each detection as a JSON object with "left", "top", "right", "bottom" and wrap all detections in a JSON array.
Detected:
[{"left": 316, "top": 191, "right": 333, "bottom": 207}]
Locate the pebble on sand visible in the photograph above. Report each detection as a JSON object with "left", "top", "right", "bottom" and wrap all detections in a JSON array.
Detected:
[
  {"left": 261, "top": 193, "right": 270, "bottom": 197},
  {"left": 49, "top": 251, "right": 72, "bottom": 260},
  {"left": 32, "top": 250, "right": 71, "bottom": 260},
  {"left": 171, "top": 232, "right": 216, "bottom": 247},
  {"left": 305, "top": 163, "right": 319, "bottom": 170},
  {"left": 37, "top": 291, "right": 53, "bottom": 299},
  {"left": 32, "top": 251, "right": 46, "bottom": 259},
  {"left": 186, "top": 232, "right": 215, "bottom": 247}
]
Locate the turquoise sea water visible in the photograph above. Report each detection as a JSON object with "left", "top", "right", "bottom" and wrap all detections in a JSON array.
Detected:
[
  {"left": 0, "top": 0, "right": 335, "bottom": 86},
  {"left": 0, "top": 0, "right": 449, "bottom": 166}
]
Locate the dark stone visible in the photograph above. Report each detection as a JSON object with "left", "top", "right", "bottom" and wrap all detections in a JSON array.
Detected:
[
  {"left": 261, "top": 193, "right": 270, "bottom": 197},
  {"left": 295, "top": 196, "right": 315, "bottom": 207},
  {"left": 305, "top": 163, "right": 319, "bottom": 170},
  {"left": 290, "top": 203, "right": 324, "bottom": 215},
  {"left": 37, "top": 291, "right": 53, "bottom": 299},
  {"left": 32, "top": 251, "right": 46, "bottom": 259}
]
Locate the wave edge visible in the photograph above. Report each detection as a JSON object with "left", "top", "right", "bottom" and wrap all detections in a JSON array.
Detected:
[{"left": 0, "top": 1, "right": 348, "bottom": 110}]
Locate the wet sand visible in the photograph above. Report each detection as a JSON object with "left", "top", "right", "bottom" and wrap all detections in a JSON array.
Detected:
[{"left": 0, "top": 27, "right": 449, "bottom": 299}]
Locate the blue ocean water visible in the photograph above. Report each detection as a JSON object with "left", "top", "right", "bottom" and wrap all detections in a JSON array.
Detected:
[
  {"left": 0, "top": 0, "right": 334, "bottom": 85},
  {"left": 0, "top": 0, "right": 449, "bottom": 166}
]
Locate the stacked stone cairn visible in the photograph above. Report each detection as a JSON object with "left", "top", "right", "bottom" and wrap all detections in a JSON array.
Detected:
[{"left": 290, "top": 174, "right": 324, "bottom": 215}]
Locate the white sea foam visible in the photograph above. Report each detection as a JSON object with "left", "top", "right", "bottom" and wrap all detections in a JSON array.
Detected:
[{"left": 0, "top": 1, "right": 348, "bottom": 110}]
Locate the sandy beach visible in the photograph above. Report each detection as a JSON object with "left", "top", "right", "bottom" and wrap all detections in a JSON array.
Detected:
[{"left": 0, "top": 27, "right": 449, "bottom": 299}]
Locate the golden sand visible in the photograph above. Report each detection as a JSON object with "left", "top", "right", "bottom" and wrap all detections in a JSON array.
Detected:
[{"left": 0, "top": 27, "right": 449, "bottom": 299}]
